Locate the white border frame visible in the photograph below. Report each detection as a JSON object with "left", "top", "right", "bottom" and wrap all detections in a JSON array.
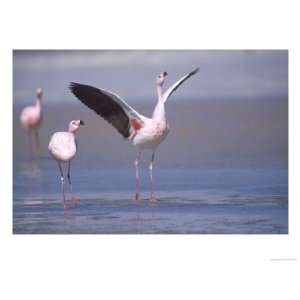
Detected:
[{"left": 1, "top": 1, "right": 299, "bottom": 299}]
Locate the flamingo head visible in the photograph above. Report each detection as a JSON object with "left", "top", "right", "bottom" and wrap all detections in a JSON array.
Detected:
[
  {"left": 156, "top": 71, "right": 168, "bottom": 86},
  {"left": 36, "top": 88, "right": 43, "bottom": 99},
  {"left": 68, "top": 119, "right": 85, "bottom": 133}
]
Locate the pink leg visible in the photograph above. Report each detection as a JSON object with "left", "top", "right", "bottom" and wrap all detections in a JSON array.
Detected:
[
  {"left": 28, "top": 132, "right": 33, "bottom": 158},
  {"left": 149, "top": 151, "right": 157, "bottom": 203},
  {"left": 34, "top": 130, "right": 41, "bottom": 156},
  {"left": 58, "top": 162, "right": 67, "bottom": 211},
  {"left": 134, "top": 151, "right": 141, "bottom": 201},
  {"left": 67, "top": 160, "right": 78, "bottom": 206}
]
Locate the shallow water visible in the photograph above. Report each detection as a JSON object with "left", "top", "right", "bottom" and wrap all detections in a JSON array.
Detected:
[{"left": 13, "top": 156, "right": 288, "bottom": 234}]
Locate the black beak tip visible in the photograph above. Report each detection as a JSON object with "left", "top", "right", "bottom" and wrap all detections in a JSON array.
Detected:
[
  {"left": 79, "top": 120, "right": 85, "bottom": 125},
  {"left": 163, "top": 71, "right": 168, "bottom": 76}
]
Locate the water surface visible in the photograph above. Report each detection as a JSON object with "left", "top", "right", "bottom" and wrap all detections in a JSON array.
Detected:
[{"left": 13, "top": 96, "right": 288, "bottom": 234}]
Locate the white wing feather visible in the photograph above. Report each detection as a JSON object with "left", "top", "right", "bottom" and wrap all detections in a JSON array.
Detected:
[
  {"left": 162, "top": 67, "right": 200, "bottom": 103},
  {"left": 100, "top": 89, "right": 149, "bottom": 123}
]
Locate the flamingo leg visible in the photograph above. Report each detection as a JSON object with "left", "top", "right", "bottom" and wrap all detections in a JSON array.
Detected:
[
  {"left": 67, "top": 160, "right": 77, "bottom": 206},
  {"left": 134, "top": 150, "right": 142, "bottom": 201},
  {"left": 149, "top": 151, "right": 157, "bottom": 203},
  {"left": 58, "top": 161, "right": 67, "bottom": 211},
  {"left": 35, "top": 130, "right": 40, "bottom": 155},
  {"left": 27, "top": 132, "right": 33, "bottom": 158}
]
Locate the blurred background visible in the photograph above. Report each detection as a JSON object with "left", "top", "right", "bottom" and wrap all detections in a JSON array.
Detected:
[{"left": 13, "top": 50, "right": 288, "bottom": 169}]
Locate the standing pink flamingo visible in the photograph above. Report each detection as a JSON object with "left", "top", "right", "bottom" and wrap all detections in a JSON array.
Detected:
[
  {"left": 48, "top": 120, "right": 85, "bottom": 211},
  {"left": 20, "top": 88, "right": 43, "bottom": 154},
  {"left": 69, "top": 68, "right": 199, "bottom": 202}
]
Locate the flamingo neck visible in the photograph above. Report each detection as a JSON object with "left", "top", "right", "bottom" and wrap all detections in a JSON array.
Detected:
[
  {"left": 35, "top": 97, "right": 42, "bottom": 109},
  {"left": 156, "top": 84, "right": 163, "bottom": 101},
  {"left": 68, "top": 128, "right": 77, "bottom": 134},
  {"left": 152, "top": 98, "right": 166, "bottom": 121},
  {"left": 153, "top": 84, "right": 166, "bottom": 121}
]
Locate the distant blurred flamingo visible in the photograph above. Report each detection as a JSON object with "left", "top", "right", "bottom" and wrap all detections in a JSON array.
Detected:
[
  {"left": 69, "top": 68, "right": 199, "bottom": 202},
  {"left": 20, "top": 88, "right": 43, "bottom": 154},
  {"left": 48, "top": 119, "right": 85, "bottom": 211}
]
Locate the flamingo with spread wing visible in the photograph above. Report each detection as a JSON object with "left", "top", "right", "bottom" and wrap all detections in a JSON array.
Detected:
[{"left": 69, "top": 68, "right": 199, "bottom": 202}]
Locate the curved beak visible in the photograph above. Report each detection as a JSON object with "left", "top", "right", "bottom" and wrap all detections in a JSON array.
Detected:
[{"left": 79, "top": 120, "right": 85, "bottom": 125}]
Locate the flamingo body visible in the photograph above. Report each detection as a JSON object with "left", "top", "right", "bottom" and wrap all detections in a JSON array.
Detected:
[
  {"left": 132, "top": 118, "right": 170, "bottom": 149},
  {"left": 20, "top": 105, "right": 43, "bottom": 131},
  {"left": 48, "top": 132, "right": 77, "bottom": 161}
]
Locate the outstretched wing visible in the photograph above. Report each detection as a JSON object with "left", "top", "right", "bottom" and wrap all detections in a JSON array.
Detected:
[
  {"left": 162, "top": 67, "right": 200, "bottom": 103},
  {"left": 69, "top": 82, "right": 146, "bottom": 138}
]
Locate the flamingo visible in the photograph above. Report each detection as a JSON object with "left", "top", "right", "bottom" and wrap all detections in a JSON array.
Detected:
[
  {"left": 48, "top": 119, "right": 85, "bottom": 211},
  {"left": 20, "top": 88, "right": 43, "bottom": 154},
  {"left": 69, "top": 67, "right": 199, "bottom": 202}
]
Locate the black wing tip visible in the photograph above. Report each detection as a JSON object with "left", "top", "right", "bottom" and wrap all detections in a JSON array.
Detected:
[
  {"left": 190, "top": 67, "right": 200, "bottom": 76},
  {"left": 69, "top": 82, "right": 80, "bottom": 92}
]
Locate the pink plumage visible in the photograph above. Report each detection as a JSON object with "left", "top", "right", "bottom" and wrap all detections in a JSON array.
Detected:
[
  {"left": 48, "top": 120, "right": 84, "bottom": 211},
  {"left": 20, "top": 88, "right": 43, "bottom": 154},
  {"left": 20, "top": 88, "right": 43, "bottom": 131}
]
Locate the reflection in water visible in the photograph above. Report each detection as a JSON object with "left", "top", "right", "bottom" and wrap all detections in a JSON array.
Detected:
[
  {"left": 131, "top": 202, "right": 157, "bottom": 233},
  {"left": 17, "top": 159, "right": 44, "bottom": 205},
  {"left": 19, "top": 159, "right": 42, "bottom": 179},
  {"left": 150, "top": 207, "right": 156, "bottom": 232}
]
